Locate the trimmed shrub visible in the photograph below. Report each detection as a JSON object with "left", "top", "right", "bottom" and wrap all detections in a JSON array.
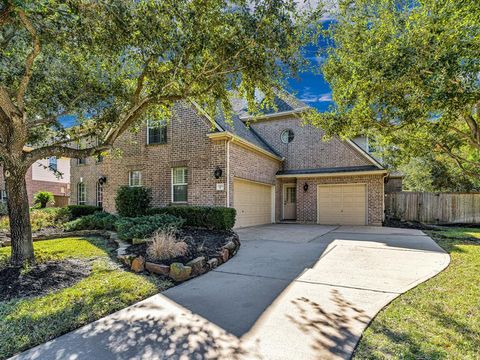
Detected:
[
  {"left": 115, "top": 214, "right": 185, "bottom": 241},
  {"left": 66, "top": 205, "right": 102, "bottom": 219},
  {"left": 115, "top": 186, "right": 152, "bottom": 218},
  {"left": 147, "top": 206, "right": 236, "bottom": 230},
  {"left": 64, "top": 212, "right": 118, "bottom": 232}
]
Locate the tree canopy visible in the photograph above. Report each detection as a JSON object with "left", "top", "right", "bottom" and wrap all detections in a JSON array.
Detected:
[
  {"left": 0, "top": 0, "right": 322, "bottom": 265},
  {"left": 308, "top": 0, "right": 480, "bottom": 179}
]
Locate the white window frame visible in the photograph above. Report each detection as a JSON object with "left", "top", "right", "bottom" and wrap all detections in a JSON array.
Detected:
[
  {"left": 129, "top": 170, "right": 142, "bottom": 187},
  {"left": 77, "top": 182, "right": 86, "bottom": 205},
  {"left": 96, "top": 182, "right": 104, "bottom": 208},
  {"left": 171, "top": 167, "right": 188, "bottom": 203},
  {"left": 146, "top": 119, "right": 167, "bottom": 145}
]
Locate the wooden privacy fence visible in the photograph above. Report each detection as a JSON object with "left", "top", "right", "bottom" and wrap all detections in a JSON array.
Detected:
[{"left": 385, "top": 192, "right": 480, "bottom": 224}]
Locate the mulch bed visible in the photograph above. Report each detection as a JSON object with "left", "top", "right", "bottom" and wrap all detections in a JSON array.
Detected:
[
  {"left": 126, "top": 227, "right": 236, "bottom": 266},
  {"left": 0, "top": 259, "right": 92, "bottom": 302}
]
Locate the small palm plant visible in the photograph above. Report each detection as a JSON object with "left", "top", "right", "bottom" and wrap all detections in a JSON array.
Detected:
[{"left": 33, "top": 191, "right": 54, "bottom": 209}]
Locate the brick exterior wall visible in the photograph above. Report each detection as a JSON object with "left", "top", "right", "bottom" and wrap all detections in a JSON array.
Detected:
[
  {"left": 251, "top": 116, "right": 371, "bottom": 170},
  {"left": 228, "top": 142, "right": 281, "bottom": 207},
  {"left": 71, "top": 102, "right": 228, "bottom": 213},
  {"left": 70, "top": 102, "right": 385, "bottom": 226},
  {"left": 295, "top": 174, "right": 385, "bottom": 226},
  {"left": 0, "top": 166, "right": 69, "bottom": 206}
]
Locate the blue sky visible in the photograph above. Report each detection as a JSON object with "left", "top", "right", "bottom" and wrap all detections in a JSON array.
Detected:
[{"left": 287, "top": 19, "right": 335, "bottom": 112}]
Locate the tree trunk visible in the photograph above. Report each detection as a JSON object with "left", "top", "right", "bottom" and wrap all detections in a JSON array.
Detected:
[{"left": 5, "top": 167, "right": 34, "bottom": 266}]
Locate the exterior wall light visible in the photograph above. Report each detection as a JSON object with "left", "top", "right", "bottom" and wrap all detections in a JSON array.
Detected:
[
  {"left": 303, "top": 183, "right": 309, "bottom": 192},
  {"left": 214, "top": 166, "right": 223, "bottom": 179},
  {"left": 98, "top": 176, "right": 107, "bottom": 185}
]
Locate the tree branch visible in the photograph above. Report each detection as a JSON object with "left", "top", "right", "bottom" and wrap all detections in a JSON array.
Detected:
[
  {"left": 437, "top": 144, "right": 480, "bottom": 179},
  {"left": 24, "top": 144, "right": 109, "bottom": 165},
  {"left": 16, "top": 9, "right": 41, "bottom": 112},
  {"left": 0, "top": 1, "right": 11, "bottom": 26}
]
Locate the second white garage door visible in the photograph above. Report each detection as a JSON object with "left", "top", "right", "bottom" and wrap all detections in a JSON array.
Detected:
[
  {"left": 233, "top": 179, "right": 273, "bottom": 228},
  {"left": 317, "top": 184, "right": 367, "bottom": 225}
]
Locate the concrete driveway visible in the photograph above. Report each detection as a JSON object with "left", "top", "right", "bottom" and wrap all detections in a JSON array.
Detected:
[{"left": 12, "top": 225, "right": 449, "bottom": 360}]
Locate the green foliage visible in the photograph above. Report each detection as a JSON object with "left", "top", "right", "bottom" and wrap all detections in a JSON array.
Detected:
[
  {"left": 63, "top": 212, "right": 118, "bottom": 232},
  {"left": 0, "top": 207, "right": 71, "bottom": 232},
  {"left": 0, "top": 237, "right": 171, "bottom": 359},
  {"left": 309, "top": 0, "right": 480, "bottom": 180},
  {"left": 115, "top": 215, "right": 185, "bottom": 241},
  {"left": 115, "top": 186, "right": 152, "bottom": 218},
  {"left": 147, "top": 206, "right": 236, "bottom": 230},
  {"left": 399, "top": 156, "right": 480, "bottom": 192},
  {"left": 33, "top": 191, "right": 54, "bottom": 209},
  {"left": 0, "top": 202, "right": 7, "bottom": 216},
  {"left": 66, "top": 205, "right": 102, "bottom": 220}
]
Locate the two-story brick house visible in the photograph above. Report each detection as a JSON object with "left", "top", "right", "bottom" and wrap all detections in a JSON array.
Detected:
[{"left": 70, "top": 93, "right": 388, "bottom": 227}]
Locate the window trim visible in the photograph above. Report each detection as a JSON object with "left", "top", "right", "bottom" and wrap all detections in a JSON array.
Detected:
[
  {"left": 146, "top": 119, "right": 167, "bottom": 145},
  {"left": 129, "top": 170, "right": 142, "bottom": 187},
  {"left": 77, "top": 182, "right": 86, "bottom": 205},
  {"left": 280, "top": 129, "right": 295, "bottom": 144},
  {"left": 96, "top": 182, "right": 103, "bottom": 208},
  {"left": 171, "top": 167, "right": 188, "bottom": 203}
]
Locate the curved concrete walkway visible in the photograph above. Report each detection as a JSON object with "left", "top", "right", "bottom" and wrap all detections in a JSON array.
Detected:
[{"left": 11, "top": 225, "right": 449, "bottom": 360}]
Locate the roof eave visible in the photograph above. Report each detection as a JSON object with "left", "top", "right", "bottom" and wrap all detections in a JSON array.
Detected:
[
  {"left": 276, "top": 169, "right": 388, "bottom": 179},
  {"left": 208, "top": 132, "right": 284, "bottom": 162},
  {"left": 239, "top": 107, "right": 310, "bottom": 122}
]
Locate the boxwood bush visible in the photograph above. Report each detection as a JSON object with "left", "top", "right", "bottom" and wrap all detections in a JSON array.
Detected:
[
  {"left": 66, "top": 205, "right": 102, "bottom": 219},
  {"left": 64, "top": 212, "right": 118, "bottom": 232},
  {"left": 115, "top": 186, "right": 152, "bottom": 218},
  {"left": 115, "top": 214, "right": 185, "bottom": 241},
  {"left": 147, "top": 206, "right": 236, "bottom": 230}
]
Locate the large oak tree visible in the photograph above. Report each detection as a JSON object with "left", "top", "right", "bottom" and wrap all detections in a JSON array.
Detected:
[
  {"left": 0, "top": 0, "right": 322, "bottom": 266},
  {"left": 308, "top": 0, "right": 480, "bottom": 178}
]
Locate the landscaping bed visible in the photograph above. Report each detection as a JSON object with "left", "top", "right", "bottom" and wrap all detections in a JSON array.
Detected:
[
  {"left": 0, "top": 259, "right": 92, "bottom": 302},
  {"left": 126, "top": 227, "right": 237, "bottom": 265},
  {"left": 120, "top": 227, "right": 240, "bottom": 281},
  {"left": 0, "top": 236, "right": 171, "bottom": 360}
]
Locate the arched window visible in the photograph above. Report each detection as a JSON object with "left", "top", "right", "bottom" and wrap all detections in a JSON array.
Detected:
[
  {"left": 77, "top": 183, "right": 86, "bottom": 205},
  {"left": 96, "top": 182, "right": 104, "bottom": 208}
]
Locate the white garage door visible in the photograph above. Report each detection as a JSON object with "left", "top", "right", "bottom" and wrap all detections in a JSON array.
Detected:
[
  {"left": 233, "top": 179, "right": 273, "bottom": 228},
  {"left": 317, "top": 184, "right": 366, "bottom": 225}
]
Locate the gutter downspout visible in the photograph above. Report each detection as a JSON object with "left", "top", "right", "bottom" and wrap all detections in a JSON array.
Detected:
[
  {"left": 226, "top": 138, "right": 231, "bottom": 207},
  {"left": 382, "top": 173, "right": 388, "bottom": 224}
]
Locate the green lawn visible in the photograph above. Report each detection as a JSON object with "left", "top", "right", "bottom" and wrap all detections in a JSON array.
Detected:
[
  {"left": 354, "top": 228, "right": 480, "bottom": 359},
  {"left": 0, "top": 237, "right": 172, "bottom": 360}
]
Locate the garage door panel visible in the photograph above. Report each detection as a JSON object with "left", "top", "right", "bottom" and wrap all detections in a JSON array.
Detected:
[
  {"left": 318, "top": 184, "right": 366, "bottom": 225},
  {"left": 234, "top": 179, "right": 273, "bottom": 228}
]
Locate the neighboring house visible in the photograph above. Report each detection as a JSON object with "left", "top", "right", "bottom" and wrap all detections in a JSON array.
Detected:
[
  {"left": 384, "top": 172, "right": 403, "bottom": 193},
  {"left": 0, "top": 156, "right": 70, "bottom": 207},
  {"left": 70, "top": 93, "right": 389, "bottom": 227}
]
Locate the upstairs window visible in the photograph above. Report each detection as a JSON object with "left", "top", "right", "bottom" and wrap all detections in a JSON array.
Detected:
[
  {"left": 48, "top": 156, "right": 57, "bottom": 171},
  {"left": 129, "top": 171, "right": 142, "bottom": 187},
  {"left": 281, "top": 129, "right": 295, "bottom": 144},
  {"left": 172, "top": 167, "right": 188, "bottom": 203},
  {"left": 77, "top": 183, "right": 86, "bottom": 205},
  {"left": 77, "top": 158, "right": 86, "bottom": 165},
  {"left": 147, "top": 120, "right": 167, "bottom": 144}
]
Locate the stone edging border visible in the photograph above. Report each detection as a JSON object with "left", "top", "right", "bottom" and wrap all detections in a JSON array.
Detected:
[
  {"left": 117, "top": 233, "right": 241, "bottom": 282},
  {"left": 1, "top": 229, "right": 241, "bottom": 283}
]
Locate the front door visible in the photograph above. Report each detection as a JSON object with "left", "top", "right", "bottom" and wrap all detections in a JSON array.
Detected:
[{"left": 283, "top": 185, "right": 297, "bottom": 220}]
